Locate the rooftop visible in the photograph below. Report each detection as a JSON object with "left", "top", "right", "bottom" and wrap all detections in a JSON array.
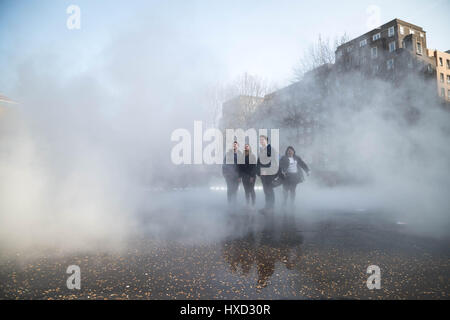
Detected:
[{"left": 336, "top": 18, "right": 426, "bottom": 51}]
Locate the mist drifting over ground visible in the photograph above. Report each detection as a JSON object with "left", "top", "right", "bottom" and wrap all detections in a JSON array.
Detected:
[
  {"left": 251, "top": 70, "right": 450, "bottom": 237},
  {"left": 330, "top": 73, "right": 450, "bottom": 237},
  {"left": 1, "top": 7, "right": 450, "bottom": 257}
]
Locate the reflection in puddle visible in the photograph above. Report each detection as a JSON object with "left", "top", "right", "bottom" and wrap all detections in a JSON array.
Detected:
[
  {"left": 222, "top": 212, "right": 303, "bottom": 289},
  {"left": 1, "top": 189, "right": 448, "bottom": 299}
]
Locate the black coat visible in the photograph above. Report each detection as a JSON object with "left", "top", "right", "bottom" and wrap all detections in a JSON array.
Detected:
[
  {"left": 257, "top": 144, "right": 278, "bottom": 176},
  {"left": 279, "top": 155, "right": 310, "bottom": 183},
  {"left": 257, "top": 144, "right": 272, "bottom": 169},
  {"left": 222, "top": 150, "right": 243, "bottom": 180},
  {"left": 239, "top": 153, "right": 257, "bottom": 178}
]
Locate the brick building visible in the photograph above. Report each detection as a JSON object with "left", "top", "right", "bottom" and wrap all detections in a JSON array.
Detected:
[
  {"left": 219, "top": 18, "right": 448, "bottom": 174},
  {"left": 335, "top": 18, "right": 448, "bottom": 102},
  {"left": 429, "top": 49, "right": 450, "bottom": 102}
]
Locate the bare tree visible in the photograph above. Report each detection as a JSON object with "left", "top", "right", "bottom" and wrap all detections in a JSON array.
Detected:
[
  {"left": 226, "top": 72, "right": 273, "bottom": 99},
  {"left": 204, "top": 82, "right": 227, "bottom": 128},
  {"left": 209, "top": 72, "right": 277, "bottom": 129},
  {"left": 293, "top": 34, "right": 349, "bottom": 81}
]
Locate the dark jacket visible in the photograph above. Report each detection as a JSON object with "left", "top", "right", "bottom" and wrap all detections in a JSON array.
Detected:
[
  {"left": 257, "top": 144, "right": 278, "bottom": 176},
  {"left": 239, "top": 152, "right": 257, "bottom": 178},
  {"left": 222, "top": 150, "right": 243, "bottom": 180},
  {"left": 257, "top": 144, "right": 272, "bottom": 169},
  {"left": 279, "top": 155, "right": 310, "bottom": 183}
]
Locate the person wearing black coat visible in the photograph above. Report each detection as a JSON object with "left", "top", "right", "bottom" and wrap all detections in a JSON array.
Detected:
[
  {"left": 279, "top": 146, "right": 310, "bottom": 206},
  {"left": 239, "top": 144, "right": 257, "bottom": 207},
  {"left": 222, "top": 141, "right": 243, "bottom": 205},
  {"left": 257, "top": 135, "right": 278, "bottom": 212}
]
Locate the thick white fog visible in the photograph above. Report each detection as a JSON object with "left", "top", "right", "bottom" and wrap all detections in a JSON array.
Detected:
[
  {"left": 259, "top": 71, "right": 450, "bottom": 237},
  {"left": 1, "top": 5, "right": 450, "bottom": 257}
]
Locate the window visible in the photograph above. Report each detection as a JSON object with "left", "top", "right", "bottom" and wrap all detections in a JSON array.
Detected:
[
  {"left": 359, "top": 39, "right": 367, "bottom": 47},
  {"left": 347, "top": 45, "right": 353, "bottom": 52},
  {"left": 388, "top": 26, "right": 395, "bottom": 37},
  {"left": 336, "top": 50, "right": 342, "bottom": 58},
  {"left": 371, "top": 47, "right": 378, "bottom": 58},
  {"left": 387, "top": 59, "right": 394, "bottom": 70},
  {"left": 448, "top": 90, "right": 450, "bottom": 99},
  {"left": 439, "top": 57, "right": 443, "bottom": 66},
  {"left": 389, "top": 41, "right": 396, "bottom": 52},
  {"left": 447, "top": 59, "right": 450, "bottom": 69},
  {"left": 447, "top": 75, "right": 450, "bottom": 84},
  {"left": 410, "top": 29, "right": 415, "bottom": 35},
  {"left": 416, "top": 42, "right": 422, "bottom": 55},
  {"left": 400, "top": 26, "right": 404, "bottom": 35},
  {"left": 441, "top": 88, "right": 445, "bottom": 97},
  {"left": 440, "top": 73, "right": 444, "bottom": 82},
  {"left": 373, "top": 33, "right": 381, "bottom": 41}
]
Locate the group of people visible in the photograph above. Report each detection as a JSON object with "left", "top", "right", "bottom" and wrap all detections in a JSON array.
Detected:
[{"left": 222, "top": 135, "right": 310, "bottom": 213}]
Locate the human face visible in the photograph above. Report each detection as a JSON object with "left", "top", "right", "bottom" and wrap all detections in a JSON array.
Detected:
[
  {"left": 233, "top": 142, "right": 239, "bottom": 152},
  {"left": 260, "top": 136, "right": 267, "bottom": 147},
  {"left": 244, "top": 144, "right": 250, "bottom": 152},
  {"left": 287, "top": 148, "right": 294, "bottom": 157}
]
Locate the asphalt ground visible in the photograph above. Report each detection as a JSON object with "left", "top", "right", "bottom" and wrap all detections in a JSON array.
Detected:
[{"left": 1, "top": 194, "right": 448, "bottom": 300}]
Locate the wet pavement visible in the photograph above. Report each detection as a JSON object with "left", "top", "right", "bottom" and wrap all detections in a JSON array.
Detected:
[{"left": 0, "top": 189, "right": 449, "bottom": 300}]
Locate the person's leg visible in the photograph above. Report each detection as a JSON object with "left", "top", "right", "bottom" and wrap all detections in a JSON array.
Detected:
[
  {"left": 230, "top": 179, "right": 239, "bottom": 204},
  {"left": 242, "top": 176, "right": 250, "bottom": 205},
  {"left": 249, "top": 178, "right": 256, "bottom": 206},
  {"left": 225, "top": 178, "right": 231, "bottom": 203},
  {"left": 260, "top": 176, "right": 269, "bottom": 209},
  {"left": 282, "top": 183, "right": 289, "bottom": 206},
  {"left": 290, "top": 183, "right": 297, "bottom": 204},
  {"left": 265, "top": 175, "right": 275, "bottom": 209},
  {"left": 287, "top": 184, "right": 294, "bottom": 206}
]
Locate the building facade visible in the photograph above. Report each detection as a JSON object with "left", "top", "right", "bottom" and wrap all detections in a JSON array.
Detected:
[
  {"left": 335, "top": 18, "right": 449, "bottom": 103},
  {"left": 335, "top": 19, "right": 432, "bottom": 76},
  {"left": 429, "top": 49, "right": 450, "bottom": 102},
  {"left": 219, "top": 18, "right": 448, "bottom": 173}
]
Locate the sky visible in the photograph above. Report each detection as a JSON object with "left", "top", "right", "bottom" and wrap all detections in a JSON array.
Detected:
[{"left": 0, "top": 0, "right": 449, "bottom": 94}]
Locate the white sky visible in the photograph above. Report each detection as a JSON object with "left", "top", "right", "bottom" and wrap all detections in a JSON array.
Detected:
[{"left": 0, "top": 0, "right": 449, "bottom": 91}]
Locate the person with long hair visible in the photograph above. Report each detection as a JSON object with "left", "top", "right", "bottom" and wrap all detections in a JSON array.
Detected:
[
  {"left": 279, "top": 146, "right": 310, "bottom": 207},
  {"left": 239, "top": 143, "right": 257, "bottom": 207},
  {"left": 222, "top": 141, "right": 243, "bottom": 205}
]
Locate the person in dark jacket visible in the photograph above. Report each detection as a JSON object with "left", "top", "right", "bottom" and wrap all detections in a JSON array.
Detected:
[
  {"left": 279, "top": 146, "right": 310, "bottom": 206},
  {"left": 257, "top": 135, "right": 278, "bottom": 213},
  {"left": 222, "top": 141, "right": 243, "bottom": 205},
  {"left": 239, "top": 143, "right": 257, "bottom": 207}
]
